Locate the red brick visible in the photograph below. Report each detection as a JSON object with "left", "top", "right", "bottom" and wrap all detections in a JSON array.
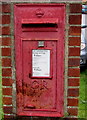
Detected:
[
  {"left": 0, "top": 26, "right": 2, "bottom": 35},
  {"left": 4, "top": 116, "right": 16, "bottom": 120},
  {"left": 2, "top": 26, "right": 10, "bottom": 35},
  {"left": 3, "top": 97, "right": 12, "bottom": 105},
  {"left": 67, "top": 98, "right": 78, "bottom": 106},
  {"left": 70, "top": 4, "right": 82, "bottom": 13},
  {"left": 68, "top": 88, "right": 79, "bottom": 97},
  {"left": 0, "top": 5, "right": 1, "bottom": 13},
  {"left": 2, "top": 4, "right": 11, "bottom": 13},
  {"left": 69, "top": 26, "right": 81, "bottom": 36},
  {"left": 68, "top": 68, "right": 80, "bottom": 77},
  {"left": 2, "top": 15, "right": 10, "bottom": 24},
  {"left": 4, "top": 116, "right": 31, "bottom": 120},
  {"left": 4, "top": 116, "right": 13, "bottom": 120},
  {"left": 3, "top": 88, "right": 12, "bottom": 96},
  {"left": 69, "top": 37, "right": 81, "bottom": 46},
  {"left": 69, "top": 47, "right": 80, "bottom": 56},
  {"left": 2, "top": 68, "right": 12, "bottom": 77},
  {"left": 4, "top": 115, "right": 12, "bottom": 119},
  {"left": 3, "top": 106, "right": 12, "bottom": 114},
  {"left": 68, "top": 58, "right": 80, "bottom": 67},
  {"left": 2, "top": 58, "right": 11, "bottom": 67},
  {"left": 2, "top": 48, "right": 11, "bottom": 56},
  {"left": 0, "top": 15, "right": 2, "bottom": 24},
  {"left": 2, "top": 78, "right": 13, "bottom": 86},
  {"left": 67, "top": 108, "right": 78, "bottom": 116},
  {"left": 68, "top": 78, "right": 79, "bottom": 86},
  {"left": 69, "top": 15, "right": 81, "bottom": 25},
  {"left": 2, "top": 37, "right": 11, "bottom": 46},
  {"left": 0, "top": 38, "right": 1, "bottom": 46}
]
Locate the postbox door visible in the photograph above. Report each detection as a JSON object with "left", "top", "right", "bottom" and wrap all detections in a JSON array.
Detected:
[{"left": 22, "top": 40, "right": 57, "bottom": 110}]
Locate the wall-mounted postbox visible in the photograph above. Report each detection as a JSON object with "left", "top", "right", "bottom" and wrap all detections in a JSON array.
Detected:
[{"left": 14, "top": 4, "right": 65, "bottom": 117}]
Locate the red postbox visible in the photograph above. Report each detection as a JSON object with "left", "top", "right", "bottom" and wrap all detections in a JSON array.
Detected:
[{"left": 14, "top": 4, "right": 65, "bottom": 117}]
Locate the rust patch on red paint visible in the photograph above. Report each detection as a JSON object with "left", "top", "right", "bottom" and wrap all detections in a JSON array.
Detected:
[
  {"left": 22, "top": 80, "right": 48, "bottom": 97},
  {"left": 21, "top": 80, "right": 55, "bottom": 109}
]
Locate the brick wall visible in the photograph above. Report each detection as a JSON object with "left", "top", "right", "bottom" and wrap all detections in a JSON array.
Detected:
[
  {"left": 1, "top": 1, "right": 82, "bottom": 120},
  {"left": 67, "top": 3, "right": 81, "bottom": 119},
  {"left": 0, "top": 2, "right": 12, "bottom": 119}
]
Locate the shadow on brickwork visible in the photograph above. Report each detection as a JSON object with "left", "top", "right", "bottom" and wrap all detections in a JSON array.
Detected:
[
  {"left": 2, "top": 116, "right": 80, "bottom": 120},
  {"left": 2, "top": 116, "right": 87, "bottom": 120},
  {"left": 2, "top": 117, "right": 64, "bottom": 120}
]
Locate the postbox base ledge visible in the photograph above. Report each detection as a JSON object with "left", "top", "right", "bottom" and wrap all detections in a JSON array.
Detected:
[{"left": 17, "top": 112, "right": 64, "bottom": 117}]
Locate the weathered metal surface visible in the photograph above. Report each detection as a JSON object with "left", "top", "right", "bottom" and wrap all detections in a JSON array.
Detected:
[
  {"left": 22, "top": 40, "right": 56, "bottom": 110},
  {"left": 14, "top": 4, "right": 65, "bottom": 117},
  {"left": 22, "top": 18, "right": 58, "bottom": 24}
]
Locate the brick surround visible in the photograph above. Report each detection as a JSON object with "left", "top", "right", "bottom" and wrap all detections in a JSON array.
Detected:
[{"left": 1, "top": 1, "right": 82, "bottom": 120}]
